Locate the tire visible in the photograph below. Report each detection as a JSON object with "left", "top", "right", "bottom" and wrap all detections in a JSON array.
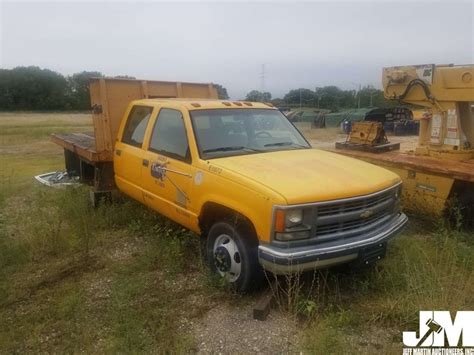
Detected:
[{"left": 206, "top": 220, "right": 263, "bottom": 292}]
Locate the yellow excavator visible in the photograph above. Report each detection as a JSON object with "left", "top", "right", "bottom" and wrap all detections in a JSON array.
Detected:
[{"left": 334, "top": 64, "right": 474, "bottom": 224}]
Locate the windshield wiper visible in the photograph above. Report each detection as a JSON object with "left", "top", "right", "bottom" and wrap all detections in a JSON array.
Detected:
[
  {"left": 203, "top": 146, "right": 261, "bottom": 153},
  {"left": 264, "top": 142, "right": 309, "bottom": 148}
]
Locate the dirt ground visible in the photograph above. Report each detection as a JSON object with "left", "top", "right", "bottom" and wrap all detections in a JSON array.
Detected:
[{"left": 189, "top": 297, "right": 300, "bottom": 353}]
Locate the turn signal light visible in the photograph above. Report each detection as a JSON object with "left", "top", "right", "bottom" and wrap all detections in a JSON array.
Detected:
[{"left": 274, "top": 210, "right": 285, "bottom": 232}]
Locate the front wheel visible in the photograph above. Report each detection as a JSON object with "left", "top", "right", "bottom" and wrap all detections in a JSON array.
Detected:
[{"left": 206, "top": 221, "right": 262, "bottom": 292}]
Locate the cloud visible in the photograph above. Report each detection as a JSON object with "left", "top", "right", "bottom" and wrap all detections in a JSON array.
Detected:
[{"left": 1, "top": 1, "right": 472, "bottom": 99}]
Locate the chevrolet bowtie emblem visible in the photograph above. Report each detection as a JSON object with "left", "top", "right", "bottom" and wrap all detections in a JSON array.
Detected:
[{"left": 360, "top": 209, "right": 374, "bottom": 219}]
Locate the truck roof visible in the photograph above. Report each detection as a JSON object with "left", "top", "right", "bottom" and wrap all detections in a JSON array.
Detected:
[{"left": 130, "top": 98, "right": 276, "bottom": 111}]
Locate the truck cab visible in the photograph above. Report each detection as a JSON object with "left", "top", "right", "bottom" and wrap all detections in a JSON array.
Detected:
[{"left": 113, "top": 99, "right": 408, "bottom": 292}]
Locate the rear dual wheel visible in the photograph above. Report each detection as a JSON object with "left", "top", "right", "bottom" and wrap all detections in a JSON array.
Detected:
[{"left": 206, "top": 221, "right": 263, "bottom": 292}]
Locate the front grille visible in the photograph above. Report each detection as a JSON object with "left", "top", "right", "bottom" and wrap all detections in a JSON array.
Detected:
[
  {"left": 315, "top": 210, "right": 389, "bottom": 236},
  {"left": 311, "top": 185, "right": 399, "bottom": 243},
  {"left": 317, "top": 188, "right": 394, "bottom": 216}
]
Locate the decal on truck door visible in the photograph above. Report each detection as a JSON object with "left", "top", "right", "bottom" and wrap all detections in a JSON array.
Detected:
[
  {"left": 151, "top": 161, "right": 167, "bottom": 181},
  {"left": 150, "top": 161, "right": 190, "bottom": 205},
  {"left": 194, "top": 171, "right": 203, "bottom": 185}
]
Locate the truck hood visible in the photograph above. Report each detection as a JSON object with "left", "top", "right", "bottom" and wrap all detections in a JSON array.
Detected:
[{"left": 210, "top": 149, "right": 400, "bottom": 204}]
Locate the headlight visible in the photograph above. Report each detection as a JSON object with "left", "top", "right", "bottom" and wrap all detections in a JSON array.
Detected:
[
  {"left": 286, "top": 209, "right": 303, "bottom": 226},
  {"left": 274, "top": 208, "right": 310, "bottom": 241},
  {"left": 394, "top": 184, "right": 402, "bottom": 199}
]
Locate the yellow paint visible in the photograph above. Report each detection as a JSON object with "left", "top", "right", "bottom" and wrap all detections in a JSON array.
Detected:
[
  {"left": 412, "top": 109, "right": 430, "bottom": 121},
  {"left": 211, "top": 149, "right": 400, "bottom": 205},
  {"left": 383, "top": 166, "right": 454, "bottom": 215},
  {"left": 347, "top": 121, "right": 385, "bottom": 145},
  {"left": 89, "top": 78, "right": 218, "bottom": 160},
  {"left": 114, "top": 99, "right": 401, "bottom": 243}
]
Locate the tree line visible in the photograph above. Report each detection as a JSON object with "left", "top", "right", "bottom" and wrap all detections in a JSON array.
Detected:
[
  {"left": 0, "top": 66, "right": 393, "bottom": 112},
  {"left": 0, "top": 66, "right": 231, "bottom": 111},
  {"left": 0, "top": 67, "right": 102, "bottom": 111},
  {"left": 246, "top": 86, "right": 396, "bottom": 110}
]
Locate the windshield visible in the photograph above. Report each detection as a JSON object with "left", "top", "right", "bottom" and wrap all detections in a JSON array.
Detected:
[{"left": 190, "top": 108, "right": 311, "bottom": 159}]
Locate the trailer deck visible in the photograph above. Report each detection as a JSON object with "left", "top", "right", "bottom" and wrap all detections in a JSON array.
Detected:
[{"left": 330, "top": 149, "right": 474, "bottom": 182}]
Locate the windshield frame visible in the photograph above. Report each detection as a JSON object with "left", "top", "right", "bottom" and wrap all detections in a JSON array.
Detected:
[{"left": 189, "top": 108, "right": 311, "bottom": 160}]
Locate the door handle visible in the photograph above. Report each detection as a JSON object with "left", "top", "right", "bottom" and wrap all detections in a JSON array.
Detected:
[
  {"left": 142, "top": 159, "right": 149, "bottom": 167},
  {"left": 160, "top": 166, "right": 192, "bottom": 178},
  {"left": 115, "top": 149, "right": 122, "bottom": 156}
]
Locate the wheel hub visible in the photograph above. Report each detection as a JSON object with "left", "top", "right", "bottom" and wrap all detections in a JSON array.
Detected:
[
  {"left": 214, "top": 246, "right": 231, "bottom": 272},
  {"left": 212, "top": 234, "right": 242, "bottom": 282}
]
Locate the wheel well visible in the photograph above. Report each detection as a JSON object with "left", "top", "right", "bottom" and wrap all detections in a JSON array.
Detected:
[
  {"left": 199, "top": 202, "right": 257, "bottom": 239},
  {"left": 448, "top": 180, "right": 474, "bottom": 201},
  {"left": 446, "top": 180, "right": 474, "bottom": 228}
]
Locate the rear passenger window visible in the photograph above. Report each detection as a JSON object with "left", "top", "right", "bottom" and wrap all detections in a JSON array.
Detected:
[
  {"left": 149, "top": 109, "right": 190, "bottom": 162},
  {"left": 122, "top": 106, "right": 153, "bottom": 147}
]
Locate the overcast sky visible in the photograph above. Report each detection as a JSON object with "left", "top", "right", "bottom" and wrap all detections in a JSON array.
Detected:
[{"left": 1, "top": 1, "right": 473, "bottom": 99}]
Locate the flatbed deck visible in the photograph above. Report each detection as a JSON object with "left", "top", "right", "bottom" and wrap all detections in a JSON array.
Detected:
[
  {"left": 335, "top": 141, "right": 400, "bottom": 153},
  {"left": 329, "top": 148, "right": 474, "bottom": 183},
  {"left": 51, "top": 132, "right": 112, "bottom": 162}
]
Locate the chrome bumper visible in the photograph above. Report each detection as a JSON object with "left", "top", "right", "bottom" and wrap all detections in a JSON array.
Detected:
[{"left": 258, "top": 212, "right": 408, "bottom": 274}]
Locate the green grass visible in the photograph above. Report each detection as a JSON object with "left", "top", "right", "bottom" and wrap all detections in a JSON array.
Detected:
[
  {"left": 0, "top": 184, "right": 216, "bottom": 352},
  {"left": 0, "top": 112, "right": 91, "bottom": 147},
  {"left": 0, "top": 112, "right": 221, "bottom": 352},
  {"left": 297, "top": 221, "right": 473, "bottom": 353},
  {"left": 0, "top": 178, "right": 217, "bottom": 352},
  {"left": 0, "top": 112, "right": 472, "bottom": 353}
]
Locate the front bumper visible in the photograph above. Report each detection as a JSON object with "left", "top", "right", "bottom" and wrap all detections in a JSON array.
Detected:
[{"left": 258, "top": 212, "right": 408, "bottom": 274}]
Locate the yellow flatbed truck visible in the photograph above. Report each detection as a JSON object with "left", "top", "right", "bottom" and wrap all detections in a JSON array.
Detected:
[
  {"left": 333, "top": 64, "right": 474, "bottom": 222},
  {"left": 51, "top": 78, "right": 407, "bottom": 292}
]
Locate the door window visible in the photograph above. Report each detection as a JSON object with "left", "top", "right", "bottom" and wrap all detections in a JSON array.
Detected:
[
  {"left": 122, "top": 106, "right": 153, "bottom": 147},
  {"left": 149, "top": 109, "right": 190, "bottom": 162}
]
